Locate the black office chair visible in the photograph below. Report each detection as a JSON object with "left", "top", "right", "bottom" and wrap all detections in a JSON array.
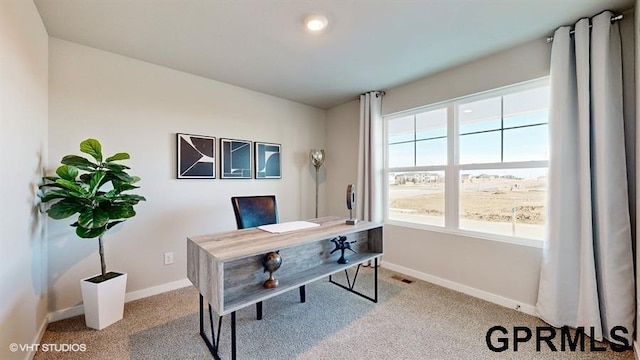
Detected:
[
  {"left": 230, "top": 195, "right": 306, "bottom": 320},
  {"left": 231, "top": 195, "right": 278, "bottom": 229}
]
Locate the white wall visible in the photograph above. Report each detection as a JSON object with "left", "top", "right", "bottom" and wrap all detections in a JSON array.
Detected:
[
  {"left": 47, "top": 38, "right": 326, "bottom": 314},
  {"left": 381, "top": 39, "right": 552, "bottom": 116},
  {"left": 325, "top": 100, "right": 360, "bottom": 217},
  {"left": 0, "top": 1, "right": 49, "bottom": 359}
]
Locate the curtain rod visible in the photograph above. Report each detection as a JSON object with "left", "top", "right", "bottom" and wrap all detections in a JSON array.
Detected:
[
  {"left": 546, "top": 14, "right": 623, "bottom": 43},
  {"left": 359, "top": 91, "right": 385, "bottom": 98},
  {"left": 356, "top": 91, "right": 385, "bottom": 102}
]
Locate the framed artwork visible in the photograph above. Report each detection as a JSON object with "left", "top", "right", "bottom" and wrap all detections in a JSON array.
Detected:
[
  {"left": 255, "top": 142, "right": 281, "bottom": 179},
  {"left": 220, "top": 138, "right": 252, "bottom": 179},
  {"left": 177, "top": 133, "right": 215, "bottom": 179}
]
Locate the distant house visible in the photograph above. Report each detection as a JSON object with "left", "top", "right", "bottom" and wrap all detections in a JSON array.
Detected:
[{"left": 393, "top": 172, "right": 443, "bottom": 184}]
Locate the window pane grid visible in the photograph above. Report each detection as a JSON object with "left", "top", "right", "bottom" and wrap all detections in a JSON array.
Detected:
[
  {"left": 385, "top": 79, "right": 549, "bottom": 242},
  {"left": 503, "top": 122, "right": 547, "bottom": 130},
  {"left": 389, "top": 139, "right": 418, "bottom": 145},
  {"left": 500, "top": 96, "right": 504, "bottom": 163},
  {"left": 416, "top": 135, "right": 447, "bottom": 141},
  {"left": 387, "top": 110, "right": 448, "bottom": 168}
]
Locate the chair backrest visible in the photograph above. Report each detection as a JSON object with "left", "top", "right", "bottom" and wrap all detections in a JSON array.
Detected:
[{"left": 230, "top": 195, "right": 278, "bottom": 229}]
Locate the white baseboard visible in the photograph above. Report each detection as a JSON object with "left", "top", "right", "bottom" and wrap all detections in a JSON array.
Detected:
[
  {"left": 124, "top": 278, "right": 192, "bottom": 303},
  {"left": 634, "top": 340, "right": 639, "bottom": 360},
  {"left": 26, "top": 317, "right": 49, "bottom": 360},
  {"left": 48, "top": 303, "right": 84, "bottom": 323},
  {"left": 48, "top": 278, "right": 192, "bottom": 323},
  {"left": 381, "top": 261, "right": 537, "bottom": 317}
]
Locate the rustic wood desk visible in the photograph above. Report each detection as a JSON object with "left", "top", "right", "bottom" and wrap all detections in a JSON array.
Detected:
[{"left": 187, "top": 216, "right": 383, "bottom": 359}]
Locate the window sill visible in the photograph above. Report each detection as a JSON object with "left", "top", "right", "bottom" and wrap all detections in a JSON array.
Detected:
[{"left": 385, "top": 219, "right": 544, "bottom": 249}]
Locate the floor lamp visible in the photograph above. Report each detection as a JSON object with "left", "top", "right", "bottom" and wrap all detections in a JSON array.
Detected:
[{"left": 309, "top": 149, "right": 325, "bottom": 218}]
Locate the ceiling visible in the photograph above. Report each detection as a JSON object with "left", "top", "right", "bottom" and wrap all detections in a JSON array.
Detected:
[{"left": 34, "top": 0, "right": 634, "bottom": 109}]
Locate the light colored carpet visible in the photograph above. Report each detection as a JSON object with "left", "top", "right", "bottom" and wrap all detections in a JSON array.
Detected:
[{"left": 35, "top": 268, "right": 634, "bottom": 359}]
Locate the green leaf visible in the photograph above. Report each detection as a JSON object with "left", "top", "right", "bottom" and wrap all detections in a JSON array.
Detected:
[
  {"left": 42, "top": 188, "right": 89, "bottom": 202},
  {"left": 95, "top": 190, "right": 117, "bottom": 201},
  {"left": 118, "top": 194, "right": 147, "bottom": 205},
  {"left": 106, "top": 220, "right": 125, "bottom": 230},
  {"left": 76, "top": 225, "right": 106, "bottom": 239},
  {"left": 56, "top": 165, "right": 78, "bottom": 181},
  {"left": 93, "top": 195, "right": 115, "bottom": 206},
  {"left": 61, "top": 190, "right": 89, "bottom": 199},
  {"left": 54, "top": 178, "right": 87, "bottom": 194},
  {"left": 112, "top": 181, "right": 139, "bottom": 193},
  {"left": 130, "top": 176, "right": 141, "bottom": 184},
  {"left": 39, "top": 182, "right": 66, "bottom": 190},
  {"left": 40, "top": 190, "right": 71, "bottom": 203},
  {"left": 89, "top": 171, "right": 106, "bottom": 195},
  {"left": 47, "top": 199, "right": 86, "bottom": 219},
  {"left": 79, "top": 173, "right": 92, "bottom": 184},
  {"left": 102, "top": 172, "right": 122, "bottom": 186},
  {"left": 80, "top": 139, "right": 103, "bottom": 163},
  {"left": 103, "top": 204, "right": 135, "bottom": 219},
  {"left": 104, "top": 163, "right": 130, "bottom": 172},
  {"left": 120, "top": 184, "right": 140, "bottom": 191},
  {"left": 110, "top": 171, "right": 133, "bottom": 183},
  {"left": 106, "top": 189, "right": 121, "bottom": 197},
  {"left": 105, "top": 152, "right": 130, "bottom": 162},
  {"left": 78, "top": 207, "right": 110, "bottom": 229},
  {"left": 61, "top": 155, "right": 96, "bottom": 170}
]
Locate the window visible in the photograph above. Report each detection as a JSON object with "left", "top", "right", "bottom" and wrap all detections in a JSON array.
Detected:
[{"left": 385, "top": 79, "right": 549, "bottom": 243}]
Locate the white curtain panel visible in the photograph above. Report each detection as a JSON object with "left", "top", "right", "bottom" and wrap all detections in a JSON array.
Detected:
[
  {"left": 356, "top": 91, "right": 384, "bottom": 223},
  {"left": 537, "top": 11, "right": 634, "bottom": 344}
]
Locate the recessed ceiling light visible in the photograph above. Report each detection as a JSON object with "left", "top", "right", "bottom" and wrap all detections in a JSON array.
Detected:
[
  {"left": 304, "top": 15, "right": 328, "bottom": 32},
  {"left": 463, "top": 109, "right": 473, "bottom": 113}
]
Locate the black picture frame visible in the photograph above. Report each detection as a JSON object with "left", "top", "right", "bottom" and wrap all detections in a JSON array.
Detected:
[
  {"left": 255, "top": 142, "right": 282, "bottom": 179},
  {"left": 220, "top": 138, "right": 252, "bottom": 179},
  {"left": 177, "top": 133, "right": 216, "bottom": 179}
]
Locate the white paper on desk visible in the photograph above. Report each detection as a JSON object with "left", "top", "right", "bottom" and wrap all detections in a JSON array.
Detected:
[{"left": 258, "top": 221, "right": 320, "bottom": 233}]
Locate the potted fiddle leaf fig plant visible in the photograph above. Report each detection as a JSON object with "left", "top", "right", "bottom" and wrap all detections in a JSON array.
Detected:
[{"left": 40, "top": 138, "right": 145, "bottom": 330}]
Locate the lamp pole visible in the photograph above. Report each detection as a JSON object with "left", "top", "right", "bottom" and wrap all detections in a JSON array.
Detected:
[
  {"left": 309, "top": 149, "right": 325, "bottom": 218},
  {"left": 315, "top": 166, "right": 320, "bottom": 217}
]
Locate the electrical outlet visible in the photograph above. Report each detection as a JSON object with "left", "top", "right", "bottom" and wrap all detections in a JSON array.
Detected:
[{"left": 164, "top": 252, "right": 174, "bottom": 265}]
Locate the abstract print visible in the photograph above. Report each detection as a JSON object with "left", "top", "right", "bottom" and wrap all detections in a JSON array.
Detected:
[
  {"left": 255, "top": 142, "right": 281, "bottom": 179},
  {"left": 221, "top": 139, "right": 252, "bottom": 179},
  {"left": 177, "top": 133, "right": 215, "bottom": 179}
]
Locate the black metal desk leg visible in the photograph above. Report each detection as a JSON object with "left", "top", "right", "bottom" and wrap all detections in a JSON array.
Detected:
[
  {"left": 328, "top": 258, "right": 378, "bottom": 303},
  {"left": 231, "top": 311, "right": 237, "bottom": 360},
  {"left": 199, "top": 295, "right": 204, "bottom": 336},
  {"left": 199, "top": 294, "right": 222, "bottom": 360},
  {"left": 374, "top": 257, "right": 378, "bottom": 303},
  {"left": 256, "top": 301, "right": 263, "bottom": 320}
]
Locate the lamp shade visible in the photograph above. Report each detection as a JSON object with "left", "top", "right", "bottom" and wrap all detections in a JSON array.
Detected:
[{"left": 309, "top": 149, "right": 325, "bottom": 168}]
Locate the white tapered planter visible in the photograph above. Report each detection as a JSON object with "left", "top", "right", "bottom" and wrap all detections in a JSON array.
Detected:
[{"left": 80, "top": 272, "right": 127, "bottom": 330}]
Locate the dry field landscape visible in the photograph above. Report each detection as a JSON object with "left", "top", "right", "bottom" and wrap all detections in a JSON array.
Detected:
[{"left": 389, "top": 176, "right": 546, "bottom": 237}]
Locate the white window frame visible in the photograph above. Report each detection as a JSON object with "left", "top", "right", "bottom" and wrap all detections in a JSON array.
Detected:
[{"left": 384, "top": 78, "right": 549, "bottom": 248}]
